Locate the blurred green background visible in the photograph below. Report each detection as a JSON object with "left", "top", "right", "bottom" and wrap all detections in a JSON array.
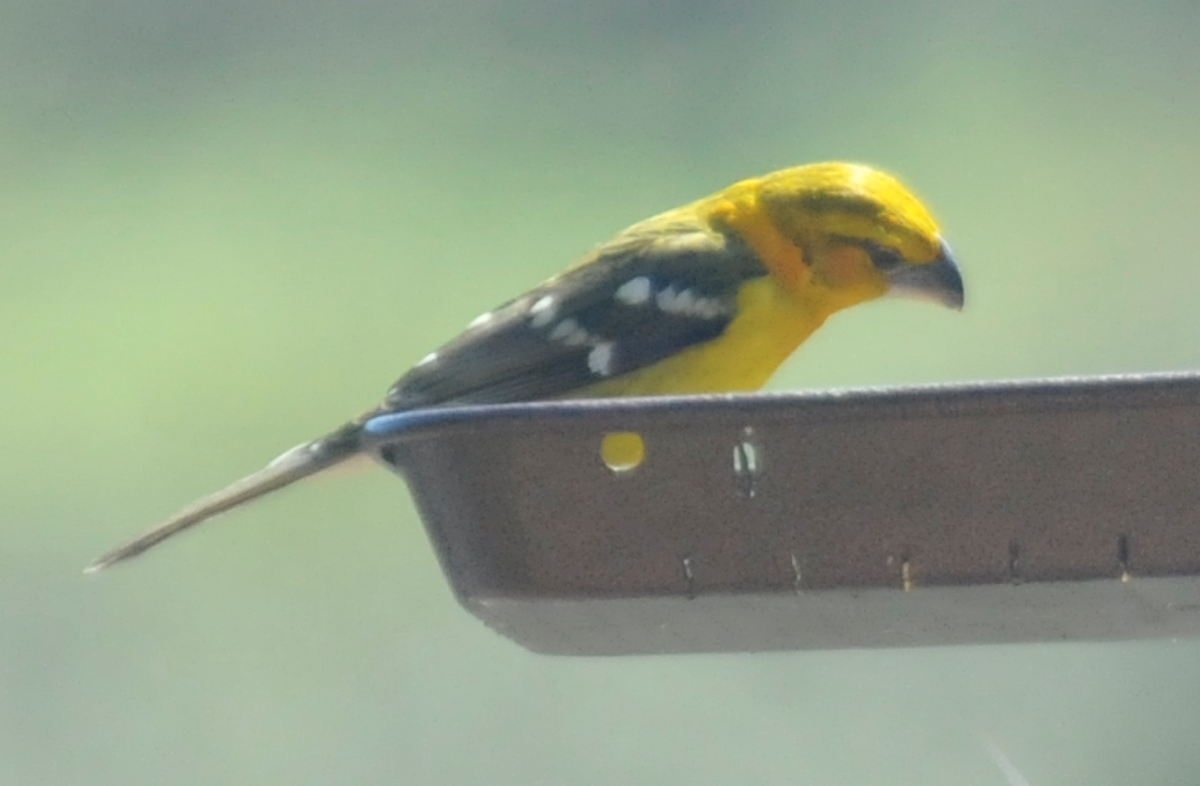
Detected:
[{"left": 5, "top": 0, "right": 1200, "bottom": 783}]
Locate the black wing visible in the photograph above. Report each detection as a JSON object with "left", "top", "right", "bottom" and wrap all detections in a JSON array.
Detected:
[{"left": 382, "top": 217, "right": 768, "bottom": 410}]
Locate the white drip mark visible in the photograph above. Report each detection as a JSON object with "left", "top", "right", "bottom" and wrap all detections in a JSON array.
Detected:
[
  {"left": 416, "top": 351, "right": 438, "bottom": 367},
  {"left": 985, "top": 736, "right": 1035, "bottom": 786},
  {"left": 529, "top": 295, "right": 558, "bottom": 328},
  {"left": 614, "top": 276, "right": 652, "bottom": 305},
  {"left": 732, "top": 428, "right": 762, "bottom": 498},
  {"left": 588, "top": 341, "right": 615, "bottom": 376},
  {"left": 1118, "top": 533, "right": 1131, "bottom": 583}
]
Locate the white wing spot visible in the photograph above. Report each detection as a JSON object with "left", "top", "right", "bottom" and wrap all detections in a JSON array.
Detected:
[
  {"left": 549, "top": 318, "right": 577, "bottom": 341},
  {"left": 417, "top": 351, "right": 438, "bottom": 366},
  {"left": 657, "top": 285, "right": 703, "bottom": 315},
  {"left": 656, "top": 231, "right": 719, "bottom": 254},
  {"left": 564, "top": 326, "right": 590, "bottom": 346},
  {"left": 529, "top": 295, "right": 558, "bottom": 328},
  {"left": 614, "top": 276, "right": 652, "bottom": 306},
  {"left": 549, "top": 318, "right": 590, "bottom": 346},
  {"left": 695, "top": 297, "right": 726, "bottom": 319},
  {"left": 467, "top": 311, "right": 494, "bottom": 329},
  {"left": 656, "top": 285, "right": 679, "bottom": 312},
  {"left": 588, "top": 342, "right": 616, "bottom": 377},
  {"left": 655, "top": 284, "right": 726, "bottom": 319},
  {"left": 674, "top": 288, "right": 697, "bottom": 313}
]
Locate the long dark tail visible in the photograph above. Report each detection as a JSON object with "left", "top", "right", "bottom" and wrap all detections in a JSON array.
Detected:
[{"left": 85, "top": 422, "right": 364, "bottom": 572}]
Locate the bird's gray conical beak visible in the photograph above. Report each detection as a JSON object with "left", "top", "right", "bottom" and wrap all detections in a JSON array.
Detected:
[{"left": 886, "top": 238, "right": 964, "bottom": 310}]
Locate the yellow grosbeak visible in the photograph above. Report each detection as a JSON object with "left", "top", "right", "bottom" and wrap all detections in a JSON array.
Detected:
[{"left": 88, "top": 162, "right": 963, "bottom": 571}]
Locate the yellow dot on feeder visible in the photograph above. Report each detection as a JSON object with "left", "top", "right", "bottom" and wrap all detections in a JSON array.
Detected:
[{"left": 600, "top": 431, "right": 646, "bottom": 473}]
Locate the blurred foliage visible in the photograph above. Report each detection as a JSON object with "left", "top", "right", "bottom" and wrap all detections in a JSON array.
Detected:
[{"left": 4, "top": 0, "right": 1200, "bottom": 784}]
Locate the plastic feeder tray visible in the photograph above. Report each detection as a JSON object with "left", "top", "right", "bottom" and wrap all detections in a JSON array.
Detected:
[{"left": 362, "top": 372, "right": 1200, "bottom": 655}]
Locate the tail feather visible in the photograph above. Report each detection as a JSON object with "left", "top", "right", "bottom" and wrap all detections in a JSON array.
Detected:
[{"left": 85, "top": 425, "right": 363, "bottom": 572}]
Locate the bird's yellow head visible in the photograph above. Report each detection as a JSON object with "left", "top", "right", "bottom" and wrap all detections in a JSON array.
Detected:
[{"left": 715, "top": 162, "right": 963, "bottom": 315}]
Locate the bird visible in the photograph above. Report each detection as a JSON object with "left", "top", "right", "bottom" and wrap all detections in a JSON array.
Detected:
[{"left": 86, "top": 162, "right": 964, "bottom": 572}]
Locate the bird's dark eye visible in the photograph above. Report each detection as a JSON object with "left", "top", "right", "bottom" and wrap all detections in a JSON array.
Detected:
[{"left": 861, "top": 240, "right": 905, "bottom": 272}]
